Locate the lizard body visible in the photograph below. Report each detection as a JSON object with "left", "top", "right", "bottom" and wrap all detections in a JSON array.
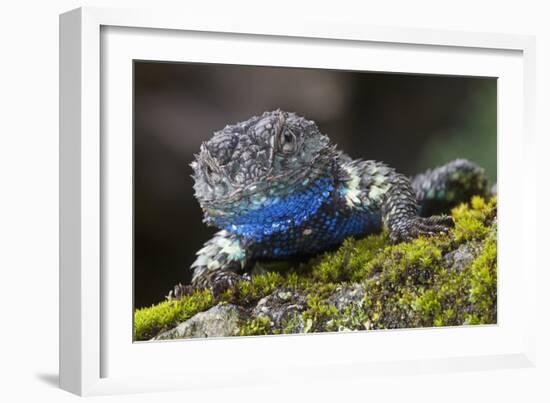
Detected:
[{"left": 184, "top": 110, "right": 487, "bottom": 292}]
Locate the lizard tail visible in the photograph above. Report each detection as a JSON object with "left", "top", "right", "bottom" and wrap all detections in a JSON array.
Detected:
[{"left": 412, "top": 159, "right": 490, "bottom": 217}]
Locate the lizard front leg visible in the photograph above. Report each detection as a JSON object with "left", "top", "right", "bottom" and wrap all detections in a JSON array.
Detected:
[
  {"left": 192, "top": 230, "right": 251, "bottom": 294},
  {"left": 342, "top": 160, "right": 453, "bottom": 243},
  {"left": 168, "top": 230, "right": 250, "bottom": 299},
  {"left": 381, "top": 170, "right": 453, "bottom": 242}
]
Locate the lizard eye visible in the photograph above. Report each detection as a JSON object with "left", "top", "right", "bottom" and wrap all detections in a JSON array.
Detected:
[{"left": 279, "top": 129, "right": 296, "bottom": 154}]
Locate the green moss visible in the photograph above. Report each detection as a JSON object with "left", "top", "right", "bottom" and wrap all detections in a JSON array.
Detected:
[
  {"left": 451, "top": 196, "right": 496, "bottom": 242},
  {"left": 301, "top": 294, "right": 340, "bottom": 332},
  {"left": 135, "top": 196, "right": 498, "bottom": 339},
  {"left": 352, "top": 197, "right": 497, "bottom": 330},
  {"left": 465, "top": 231, "right": 497, "bottom": 324},
  {"left": 311, "top": 235, "right": 389, "bottom": 283},
  {"left": 239, "top": 316, "right": 272, "bottom": 336},
  {"left": 134, "top": 289, "right": 214, "bottom": 341},
  {"left": 236, "top": 271, "right": 285, "bottom": 302}
]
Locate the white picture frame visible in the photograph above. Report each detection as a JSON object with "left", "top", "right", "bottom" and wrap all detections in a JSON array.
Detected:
[{"left": 59, "top": 6, "right": 537, "bottom": 396}]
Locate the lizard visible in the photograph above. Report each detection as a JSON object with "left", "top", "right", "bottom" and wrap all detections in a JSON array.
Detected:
[{"left": 170, "top": 110, "right": 488, "bottom": 297}]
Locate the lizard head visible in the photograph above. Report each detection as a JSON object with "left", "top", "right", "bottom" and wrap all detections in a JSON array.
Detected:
[{"left": 191, "top": 110, "right": 337, "bottom": 224}]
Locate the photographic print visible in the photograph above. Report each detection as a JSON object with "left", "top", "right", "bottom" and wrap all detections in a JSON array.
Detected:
[{"left": 133, "top": 62, "right": 497, "bottom": 341}]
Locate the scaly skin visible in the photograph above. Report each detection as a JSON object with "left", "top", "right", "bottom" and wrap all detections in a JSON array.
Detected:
[{"left": 170, "top": 110, "right": 488, "bottom": 296}]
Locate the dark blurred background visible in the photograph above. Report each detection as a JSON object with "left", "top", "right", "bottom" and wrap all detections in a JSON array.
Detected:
[{"left": 134, "top": 61, "right": 496, "bottom": 309}]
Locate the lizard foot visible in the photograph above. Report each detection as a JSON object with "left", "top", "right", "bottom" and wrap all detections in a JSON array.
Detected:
[
  {"left": 166, "top": 283, "right": 194, "bottom": 301},
  {"left": 193, "top": 270, "right": 246, "bottom": 297},
  {"left": 390, "top": 215, "right": 454, "bottom": 243},
  {"left": 167, "top": 270, "right": 247, "bottom": 300}
]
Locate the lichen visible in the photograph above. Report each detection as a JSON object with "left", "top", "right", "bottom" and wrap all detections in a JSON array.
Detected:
[{"left": 134, "top": 196, "right": 497, "bottom": 341}]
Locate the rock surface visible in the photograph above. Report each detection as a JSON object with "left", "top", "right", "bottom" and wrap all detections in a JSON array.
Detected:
[{"left": 154, "top": 304, "right": 247, "bottom": 340}]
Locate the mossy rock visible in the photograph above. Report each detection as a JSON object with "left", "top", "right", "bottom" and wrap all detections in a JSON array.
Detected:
[{"left": 134, "top": 196, "right": 497, "bottom": 341}]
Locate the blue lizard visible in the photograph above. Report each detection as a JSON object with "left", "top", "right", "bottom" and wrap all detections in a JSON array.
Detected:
[{"left": 183, "top": 110, "right": 487, "bottom": 293}]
